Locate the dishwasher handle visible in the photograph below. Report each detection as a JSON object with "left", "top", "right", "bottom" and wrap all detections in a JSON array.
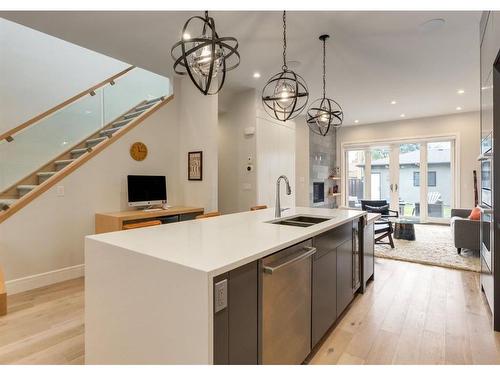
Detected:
[{"left": 263, "top": 246, "right": 316, "bottom": 274}]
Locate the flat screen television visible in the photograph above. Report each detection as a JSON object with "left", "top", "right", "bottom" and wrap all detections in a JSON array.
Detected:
[{"left": 127, "top": 175, "right": 167, "bottom": 207}]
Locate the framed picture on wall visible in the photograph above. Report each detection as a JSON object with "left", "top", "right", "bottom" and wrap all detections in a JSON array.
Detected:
[{"left": 188, "top": 151, "right": 203, "bottom": 181}]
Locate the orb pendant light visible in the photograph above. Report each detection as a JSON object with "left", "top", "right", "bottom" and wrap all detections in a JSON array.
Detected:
[
  {"left": 171, "top": 11, "right": 240, "bottom": 95},
  {"left": 262, "top": 11, "right": 309, "bottom": 122},
  {"left": 306, "top": 34, "right": 343, "bottom": 136}
]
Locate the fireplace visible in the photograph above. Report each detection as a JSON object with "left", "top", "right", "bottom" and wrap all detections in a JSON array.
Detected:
[{"left": 313, "top": 182, "right": 325, "bottom": 203}]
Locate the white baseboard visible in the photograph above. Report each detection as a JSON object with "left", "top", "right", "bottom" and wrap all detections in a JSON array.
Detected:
[{"left": 5, "top": 264, "right": 84, "bottom": 295}]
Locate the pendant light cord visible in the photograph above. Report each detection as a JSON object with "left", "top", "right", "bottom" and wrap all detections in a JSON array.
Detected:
[
  {"left": 322, "top": 37, "right": 326, "bottom": 98},
  {"left": 202, "top": 11, "right": 209, "bottom": 35},
  {"left": 282, "top": 11, "right": 288, "bottom": 71}
]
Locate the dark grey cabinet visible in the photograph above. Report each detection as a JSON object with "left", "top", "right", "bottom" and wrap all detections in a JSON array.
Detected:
[
  {"left": 214, "top": 218, "right": 365, "bottom": 363},
  {"left": 311, "top": 222, "right": 353, "bottom": 347},
  {"left": 363, "top": 220, "right": 375, "bottom": 289},
  {"left": 312, "top": 234, "right": 337, "bottom": 347},
  {"left": 179, "top": 212, "right": 201, "bottom": 221},
  {"left": 213, "top": 261, "right": 258, "bottom": 364},
  {"left": 336, "top": 238, "right": 353, "bottom": 317},
  {"left": 480, "top": 11, "right": 500, "bottom": 332}
]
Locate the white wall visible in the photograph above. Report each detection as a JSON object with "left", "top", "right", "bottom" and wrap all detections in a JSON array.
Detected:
[
  {"left": 295, "top": 118, "right": 310, "bottom": 207},
  {"left": 337, "top": 111, "right": 480, "bottom": 208},
  {"left": 176, "top": 78, "right": 218, "bottom": 212},
  {"left": 218, "top": 89, "right": 258, "bottom": 214},
  {"left": 0, "top": 18, "right": 128, "bottom": 133},
  {"left": 218, "top": 112, "right": 240, "bottom": 214},
  {"left": 217, "top": 89, "right": 297, "bottom": 214},
  {"left": 0, "top": 78, "right": 220, "bottom": 291},
  {"left": 256, "top": 111, "right": 296, "bottom": 210}
]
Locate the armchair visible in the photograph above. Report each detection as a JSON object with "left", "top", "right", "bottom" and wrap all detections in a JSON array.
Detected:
[
  {"left": 361, "top": 200, "right": 398, "bottom": 248},
  {"left": 450, "top": 208, "right": 480, "bottom": 254}
]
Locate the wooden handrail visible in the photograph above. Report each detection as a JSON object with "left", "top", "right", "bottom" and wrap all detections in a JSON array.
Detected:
[{"left": 0, "top": 66, "right": 135, "bottom": 143}]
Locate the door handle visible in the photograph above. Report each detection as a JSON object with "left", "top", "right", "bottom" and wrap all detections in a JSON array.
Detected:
[
  {"left": 263, "top": 246, "right": 316, "bottom": 274},
  {"left": 390, "top": 184, "right": 393, "bottom": 192},
  {"left": 395, "top": 183, "right": 398, "bottom": 192}
]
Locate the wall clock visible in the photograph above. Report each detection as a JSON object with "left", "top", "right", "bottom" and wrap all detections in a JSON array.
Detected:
[{"left": 130, "top": 142, "right": 148, "bottom": 161}]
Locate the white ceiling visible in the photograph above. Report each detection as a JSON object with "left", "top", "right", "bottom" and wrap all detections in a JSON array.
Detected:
[{"left": 1, "top": 11, "right": 481, "bottom": 125}]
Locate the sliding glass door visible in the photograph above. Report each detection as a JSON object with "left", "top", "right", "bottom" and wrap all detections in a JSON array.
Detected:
[
  {"left": 398, "top": 143, "right": 421, "bottom": 218},
  {"left": 370, "top": 147, "right": 391, "bottom": 203},
  {"left": 346, "top": 150, "right": 366, "bottom": 208},
  {"left": 426, "top": 141, "right": 453, "bottom": 219},
  {"left": 344, "top": 138, "right": 455, "bottom": 223}
]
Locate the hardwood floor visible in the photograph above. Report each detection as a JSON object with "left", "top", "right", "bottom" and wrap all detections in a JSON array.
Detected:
[
  {"left": 0, "top": 258, "right": 498, "bottom": 365},
  {"left": 311, "top": 258, "right": 500, "bottom": 365},
  {"left": 0, "top": 277, "right": 84, "bottom": 364}
]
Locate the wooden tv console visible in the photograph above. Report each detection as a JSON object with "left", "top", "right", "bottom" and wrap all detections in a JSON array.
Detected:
[{"left": 95, "top": 206, "right": 204, "bottom": 234}]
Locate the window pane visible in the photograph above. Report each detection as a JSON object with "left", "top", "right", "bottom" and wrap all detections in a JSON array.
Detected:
[
  {"left": 428, "top": 171, "right": 437, "bottom": 187},
  {"left": 413, "top": 172, "right": 420, "bottom": 186},
  {"left": 347, "top": 150, "right": 365, "bottom": 208},
  {"left": 399, "top": 143, "right": 420, "bottom": 218},
  {"left": 427, "top": 142, "right": 451, "bottom": 218},
  {"left": 370, "top": 148, "right": 391, "bottom": 203}
]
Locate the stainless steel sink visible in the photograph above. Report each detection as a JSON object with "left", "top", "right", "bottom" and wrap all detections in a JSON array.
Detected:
[{"left": 269, "top": 215, "right": 332, "bottom": 227}]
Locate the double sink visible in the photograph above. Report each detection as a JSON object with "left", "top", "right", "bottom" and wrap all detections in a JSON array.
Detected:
[{"left": 269, "top": 215, "right": 331, "bottom": 228}]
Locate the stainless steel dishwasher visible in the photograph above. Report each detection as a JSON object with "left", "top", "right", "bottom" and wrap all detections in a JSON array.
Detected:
[{"left": 259, "top": 239, "right": 316, "bottom": 364}]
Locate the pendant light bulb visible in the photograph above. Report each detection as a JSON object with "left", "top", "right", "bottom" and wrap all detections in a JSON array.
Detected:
[
  {"left": 171, "top": 11, "right": 240, "bottom": 95},
  {"left": 261, "top": 11, "right": 309, "bottom": 121},
  {"left": 306, "top": 34, "right": 344, "bottom": 136}
]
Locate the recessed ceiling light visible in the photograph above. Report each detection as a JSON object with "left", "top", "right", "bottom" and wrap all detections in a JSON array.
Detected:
[
  {"left": 391, "top": 100, "right": 397, "bottom": 105},
  {"left": 400, "top": 114, "right": 406, "bottom": 118},
  {"left": 456, "top": 106, "right": 462, "bottom": 111},
  {"left": 253, "top": 72, "right": 261, "bottom": 79},
  {"left": 287, "top": 60, "right": 302, "bottom": 69},
  {"left": 419, "top": 18, "right": 446, "bottom": 33},
  {"left": 182, "top": 32, "right": 191, "bottom": 40},
  {"left": 354, "top": 120, "right": 359, "bottom": 123},
  {"left": 457, "top": 89, "right": 465, "bottom": 94}
]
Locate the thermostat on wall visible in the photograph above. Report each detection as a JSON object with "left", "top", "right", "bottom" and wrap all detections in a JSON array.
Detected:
[{"left": 244, "top": 126, "right": 256, "bottom": 135}]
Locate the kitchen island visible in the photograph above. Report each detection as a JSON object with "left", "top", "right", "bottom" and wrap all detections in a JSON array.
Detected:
[{"left": 85, "top": 207, "right": 369, "bottom": 364}]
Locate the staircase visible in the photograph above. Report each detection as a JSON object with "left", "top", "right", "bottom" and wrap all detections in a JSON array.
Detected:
[{"left": 0, "top": 67, "right": 172, "bottom": 222}]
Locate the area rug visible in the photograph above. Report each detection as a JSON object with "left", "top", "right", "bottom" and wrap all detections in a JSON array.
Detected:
[{"left": 374, "top": 224, "right": 480, "bottom": 272}]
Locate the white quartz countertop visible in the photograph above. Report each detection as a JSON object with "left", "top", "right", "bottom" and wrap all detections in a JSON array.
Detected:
[{"left": 86, "top": 207, "right": 365, "bottom": 277}]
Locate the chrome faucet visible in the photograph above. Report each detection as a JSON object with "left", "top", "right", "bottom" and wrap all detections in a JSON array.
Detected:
[{"left": 275, "top": 175, "right": 292, "bottom": 218}]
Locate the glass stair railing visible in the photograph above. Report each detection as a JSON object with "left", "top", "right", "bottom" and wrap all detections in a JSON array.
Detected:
[{"left": 0, "top": 67, "right": 172, "bottom": 211}]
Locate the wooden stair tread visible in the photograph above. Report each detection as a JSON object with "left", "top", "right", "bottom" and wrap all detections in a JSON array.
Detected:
[
  {"left": 17, "top": 185, "right": 37, "bottom": 189},
  {"left": 123, "top": 109, "right": 145, "bottom": 119},
  {"left": 71, "top": 147, "right": 90, "bottom": 153},
  {"left": 54, "top": 159, "right": 76, "bottom": 164}
]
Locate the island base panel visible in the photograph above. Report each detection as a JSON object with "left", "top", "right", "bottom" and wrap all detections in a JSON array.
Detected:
[{"left": 213, "top": 261, "right": 259, "bottom": 364}]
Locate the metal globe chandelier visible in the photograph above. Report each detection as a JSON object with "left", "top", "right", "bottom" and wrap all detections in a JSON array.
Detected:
[
  {"left": 171, "top": 11, "right": 240, "bottom": 95},
  {"left": 306, "top": 35, "right": 343, "bottom": 136},
  {"left": 262, "top": 11, "right": 309, "bottom": 122}
]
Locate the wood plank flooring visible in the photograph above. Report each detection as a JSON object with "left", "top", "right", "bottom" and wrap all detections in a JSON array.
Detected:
[
  {"left": 310, "top": 258, "right": 500, "bottom": 364},
  {"left": 0, "top": 277, "right": 84, "bottom": 364},
  {"left": 0, "top": 258, "right": 498, "bottom": 365}
]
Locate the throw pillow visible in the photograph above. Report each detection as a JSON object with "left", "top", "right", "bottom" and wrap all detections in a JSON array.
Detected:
[
  {"left": 365, "top": 204, "right": 389, "bottom": 214},
  {"left": 469, "top": 206, "right": 481, "bottom": 220}
]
